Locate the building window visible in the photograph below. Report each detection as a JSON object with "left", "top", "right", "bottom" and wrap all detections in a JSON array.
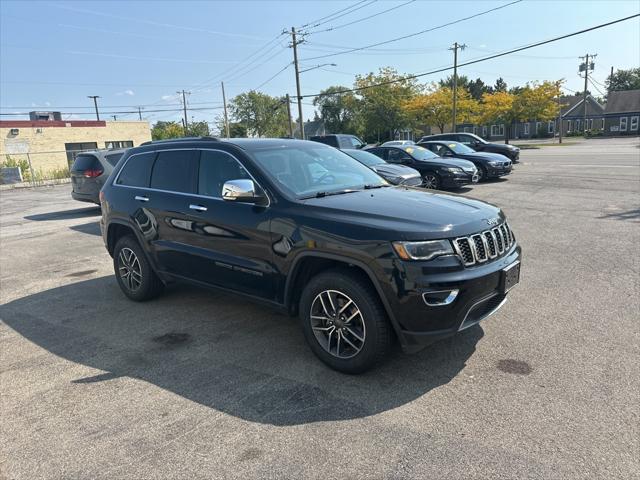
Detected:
[
  {"left": 620, "top": 117, "right": 628, "bottom": 131},
  {"left": 588, "top": 119, "right": 593, "bottom": 130},
  {"left": 535, "top": 122, "right": 541, "bottom": 133},
  {"left": 567, "top": 120, "right": 572, "bottom": 132},
  {"left": 631, "top": 116, "right": 639, "bottom": 131},
  {"left": 548, "top": 121, "right": 554, "bottom": 134},
  {"left": 482, "top": 126, "right": 487, "bottom": 137},
  {"left": 600, "top": 118, "right": 605, "bottom": 130},
  {"left": 105, "top": 140, "right": 134, "bottom": 149},
  {"left": 491, "top": 124, "right": 504, "bottom": 137},
  {"left": 576, "top": 119, "right": 581, "bottom": 132},
  {"left": 64, "top": 142, "right": 98, "bottom": 167},
  {"left": 523, "top": 123, "right": 530, "bottom": 135}
]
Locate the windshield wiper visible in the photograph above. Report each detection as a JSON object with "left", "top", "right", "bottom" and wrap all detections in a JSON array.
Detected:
[
  {"left": 301, "top": 189, "right": 360, "bottom": 199},
  {"left": 363, "top": 183, "right": 389, "bottom": 189}
]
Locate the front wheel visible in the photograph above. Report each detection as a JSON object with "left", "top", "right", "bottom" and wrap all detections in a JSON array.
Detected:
[
  {"left": 299, "top": 269, "right": 393, "bottom": 374},
  {"left": 423, "top": 173, "right": 440, "bottom": 190},
  {"left": 476, "top": 165, "right": 488, "bottom": 182}
]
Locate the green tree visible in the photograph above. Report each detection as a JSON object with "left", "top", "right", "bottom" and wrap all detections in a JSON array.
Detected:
[
  {"left": 353, "top": 67, "right": 420, "bottom": 142},
  {"left": 468, "top": 78, "right": 491, "bottom": 101},
  {"left": 438, "top": 75, "right": 470, "bottom": 91},
  {"left": 606, "top": 68, "right": 640, "bottom": 93},
  {"left": 151, "top": 121, "right": 184, "bottom": 140},
  {"left": 228, "top": 91, "right": 288, "bottom": 138},
  {"left": 313, "top": 86, "right": 358, "bottom": 133},
  {"left": 493, "top": 77, "right": 508, "bottom": 92},
  {"left": 186, "top": 120, "right": 210, "bottom": 137}
]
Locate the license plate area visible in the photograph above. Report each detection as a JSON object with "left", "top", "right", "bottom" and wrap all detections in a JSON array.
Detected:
[{"left": 500, "top": 261, "right": 520, "bottom": 293}]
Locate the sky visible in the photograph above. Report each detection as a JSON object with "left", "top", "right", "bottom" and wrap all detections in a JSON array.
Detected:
[{"left": 1, "top": 0, "right": 639, "bottom": 130}]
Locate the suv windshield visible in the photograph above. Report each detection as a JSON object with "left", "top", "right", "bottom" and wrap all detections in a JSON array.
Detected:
[
  {"left": 404, "top": 146, "right": 440, "bottom": 161},
  {"left": 447, "top": 142, "right": 476, "bottom": 154},
  {"left": 464, "top": 133, "right": 488, "bottom": 145},
  {"left": 345, "top": 149, "right": 385, "bottom": 167},
  {"left": 250, "top": 143, "right": 387, "bottom": 198}
]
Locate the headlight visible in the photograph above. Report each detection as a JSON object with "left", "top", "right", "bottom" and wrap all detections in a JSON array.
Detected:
[
  {"left": 392, "top": 240, "right": 454, "bottom": 261},
  {"left": 443, "top": 167, "right": 463, "bottom": 173},
  {"left": 488, "top": 160, "right": 501, "bottom": 166}
]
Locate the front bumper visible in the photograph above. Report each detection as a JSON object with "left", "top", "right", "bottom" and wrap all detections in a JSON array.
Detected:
[
  {"left": 384, "top": 244, "right": 521, "bottom": 352},
  {"left": 486, "top": 163, "right": 512, "bottom": 178},
  {"left": 441, "top": 172, "right": 475, "bottom": 188}
]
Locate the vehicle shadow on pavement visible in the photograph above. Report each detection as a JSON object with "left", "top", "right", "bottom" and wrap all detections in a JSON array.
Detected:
[
  {"left": 598, "top": 208, "right": 640, "bottom": 222},
  {"left": 1, "top": 276, "right": 483, "bottom": 426},
  {"left": 69, "top": 221, "right": 101, "bottom": 236},
  {"left": 24, "top": 206, "right": 101, "bottom": 222}
]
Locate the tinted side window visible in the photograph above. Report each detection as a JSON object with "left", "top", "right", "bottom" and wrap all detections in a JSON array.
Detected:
[
  {"left": 366, "top": 148, "right": 385, "bottom": 160},
  {"left": 198, "top": 150, "right": 250, "bottom": 198},
  {"left": 105, "top": 153, "right": 123, "bottom": 167},
  {"left": 150, "top": 150, "right": 199, "bottom": 193},
  {"left": 348, "top": 136, "right": 363, "bottom": 148},
  {"left": 71, "top": 154, "right": 99, "bottom": 171},
  {"left": 116, "top": 152, "right": 156, "bottom": 187},
  {"left": 387, "top": 149, "right": 410, "bottom": 163}
]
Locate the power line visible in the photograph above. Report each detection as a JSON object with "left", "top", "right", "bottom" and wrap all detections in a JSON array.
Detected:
[
  {"left": 304, "top": 0, "right": 415, "bottom": 34},
  {"left": 0, "top": 101, "right": 223, "bottom": 110},
  {"left": 299, "top": 13, "right": 639, "bottom": 99},
  {"left": 0, "top": 106, "right": 225, "bottom": 117},
  {"left": 299, "top": 0, "right": 371, "bottom": 29},
  {"left": 299, "top": 0, "right": 523, "bottom": 61},
  {"left": 252, "top": 62, "right": 293, "bottom": 91},
  {"left": 588, "top": 76, "right": 606, "bottom": 96}
]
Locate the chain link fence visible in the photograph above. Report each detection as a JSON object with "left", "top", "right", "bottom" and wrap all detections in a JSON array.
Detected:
[{"left": 1, "top": 148, "right": 100, "bottom": 186}]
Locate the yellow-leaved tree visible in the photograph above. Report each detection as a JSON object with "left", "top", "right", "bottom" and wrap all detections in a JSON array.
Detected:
[
  {"left": 479, "top": 81, "right": 562, "bottom": 143},
  {"left": 404, "top": 86, "right": 478, "bottom": 134}
]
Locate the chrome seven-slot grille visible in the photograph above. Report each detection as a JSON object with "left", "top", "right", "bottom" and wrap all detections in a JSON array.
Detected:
[{"left": 453, "top": 222, "right": 515, "bottom": 266}]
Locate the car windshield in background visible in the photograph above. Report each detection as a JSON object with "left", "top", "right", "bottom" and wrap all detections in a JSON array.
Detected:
[
  {"left": 466, "top": 133, "right": 487, "bottom": 144},
  {"left": 250, "top": 144, "right": 387, "bottom": 198},
  {"left": 404, "top": 146, "right": 440, "bottom": 160},
  {"left": 447, "top": 142, "right": 477, "bottom": 154},
  {"left": 346, "top": 149, "right": 386, "bottom": 167}
]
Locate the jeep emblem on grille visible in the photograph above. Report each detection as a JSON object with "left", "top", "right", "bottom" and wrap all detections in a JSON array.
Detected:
[{"left": 485, "top": 218, "right": 499, "bottom": 226}]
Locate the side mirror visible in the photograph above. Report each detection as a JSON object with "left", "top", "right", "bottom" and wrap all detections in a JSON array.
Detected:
[{"left": 222, "top": 179, "right": 267, "bottom": 205}]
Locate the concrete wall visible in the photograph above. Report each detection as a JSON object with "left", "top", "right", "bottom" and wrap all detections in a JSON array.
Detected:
[{"left": 0, "top": 121, "right": 151, "bottom": 174}]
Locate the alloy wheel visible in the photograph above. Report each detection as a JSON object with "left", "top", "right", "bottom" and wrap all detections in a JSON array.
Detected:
[
  {"left": 423, "top": 174, "right": 439, "bottom": 189},
  {"left": 310, "top": 289, "right": 366, "bottom": 359},
  {"left": 118, "top": 247, "right": 142, "bottom": 292}
]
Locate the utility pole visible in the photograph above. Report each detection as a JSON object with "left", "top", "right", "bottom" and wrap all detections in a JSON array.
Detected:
[
  {"left": 579, "top": 53, "right": 596, "bottom": 135},
  {"left": 137, "top": 106, "right": 143, "bottom": 121},
  {"left": 177, "top": 90, "right": 191, "bottom": 136},
  {"left": 289, "top": 27, "right": 305, "bottom": 139},
  {"left": 449, "top": 42, "right": 466, "bottom": 133},
  {"left": 87, "top": 95, "right": 100, "bottom": 121},
  {"left": 285, "top": 94, "right": 293, "bottom": 138},
  {"left": 111, "top": 115, "right": 117, "bottom": 121},
  {"left": 221, "top": 81, "right": 230, "bottom": 138}
]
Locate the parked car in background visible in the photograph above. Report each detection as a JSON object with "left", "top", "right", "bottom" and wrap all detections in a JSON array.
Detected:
[
  {"left": 309, "top": 134, "right": 366, "bottom": 150},
  {"left": 100, "top": 137, "right": 521, "bottom": 373},
  {"left": 344, "top": 149, "right": 422, "bottom": 187},
  {"left": 419, "top": 133, "right": 520, "bottom": 162},
  {"left": 71, "top": 148, "right": 127, "bottom": 204},
  {"left": 418, "top": 141, "right": 512, "bottom": 181},
  {"left": 381, "top": 140, "right": 415, "bottom": 147},
  {"left": 366, "top": 145, "right": 478, "bottom": 190}
]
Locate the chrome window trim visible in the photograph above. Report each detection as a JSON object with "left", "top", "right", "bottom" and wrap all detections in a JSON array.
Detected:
[{"left": 112, "top": 147, "right": 271, "bottom": 207}]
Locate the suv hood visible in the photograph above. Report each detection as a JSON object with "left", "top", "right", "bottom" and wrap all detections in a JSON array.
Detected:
[
  {"left": 371, "top": 163, "right": 420, "bottom": 178},
  {"left": 301, "top": 186, "right": 503, "bottom": 241}
]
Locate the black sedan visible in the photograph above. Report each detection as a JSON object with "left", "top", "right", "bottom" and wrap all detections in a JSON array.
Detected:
[
  {"left": 344, "top": 149, "right": 423, "bottom": 187},
  {"left": 365, "top": 145, "right": 478, "bottom": 190},
  {"left": 418, "top": 132, "right": 520, "bottom": 162},
  {"left": 418, "top": 141, "right": 512, "bottom": 181}
]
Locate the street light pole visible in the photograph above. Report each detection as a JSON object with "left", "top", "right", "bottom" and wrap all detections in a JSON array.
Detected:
[{"left": 449, "top": 42, "right": 466, "bottom": 133}]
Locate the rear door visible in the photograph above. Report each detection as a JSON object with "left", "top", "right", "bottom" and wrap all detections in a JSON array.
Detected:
[{"left": 70, "top": 154, "right": 102, "bottom": 196}]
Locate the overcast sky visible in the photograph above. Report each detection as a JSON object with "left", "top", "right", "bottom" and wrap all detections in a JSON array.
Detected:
[{"left": 1, "top": 0, "right": 639, "bottom": 128}]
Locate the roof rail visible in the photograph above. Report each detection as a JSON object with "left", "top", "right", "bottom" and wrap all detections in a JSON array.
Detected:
[{"left": 140, "top": 136, "right": 219, "bottom": 146}]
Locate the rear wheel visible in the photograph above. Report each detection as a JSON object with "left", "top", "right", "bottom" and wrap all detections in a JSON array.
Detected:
[
  {"left": 423, "top": 173, "right": 440, "bottom": 190},
  {"left": 113, "top": 235, "right": 164, "bottom": 301},
  {"left": 300, "top": 269, "right": 393, "bottom": 374}
]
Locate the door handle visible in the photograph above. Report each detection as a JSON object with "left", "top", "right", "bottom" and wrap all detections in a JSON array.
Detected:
[
  {"left": 134, "top": 195, "right": 149, "bottom": 202},
  {"left": 189, "top": 204, "right": 207, "bottom": 212}
]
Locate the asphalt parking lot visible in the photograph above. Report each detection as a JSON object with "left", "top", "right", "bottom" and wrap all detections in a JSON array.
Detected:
[{"left": 1, "top": 137, "right": 638, "bottom": 479}]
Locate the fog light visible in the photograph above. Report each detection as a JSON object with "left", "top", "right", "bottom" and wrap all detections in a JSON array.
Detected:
[{"left": 422, "top": 289, "right": 459, "bottom": 306}]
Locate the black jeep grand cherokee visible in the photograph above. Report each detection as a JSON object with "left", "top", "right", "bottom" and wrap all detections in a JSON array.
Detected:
[{"left": 100, "top": 137, "right": 521, "bottom": 373}]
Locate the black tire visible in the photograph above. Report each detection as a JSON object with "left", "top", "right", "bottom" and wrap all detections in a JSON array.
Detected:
[
  {"left": 423, "top": 172, "right": 440, "bottom": 190},
  {"left": 113, "top": 235, "right": 164, "bottom": 301},
  {"left": 299, "top": 268, "right": 393, "bottom": 374},
  {"left": 476, "top": 164, "right": 488, "bottom": 182}
]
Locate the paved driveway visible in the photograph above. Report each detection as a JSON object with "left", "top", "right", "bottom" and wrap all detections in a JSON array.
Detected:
[{"left": 1, "top": 137, "right": 638, "bottom": 479}]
